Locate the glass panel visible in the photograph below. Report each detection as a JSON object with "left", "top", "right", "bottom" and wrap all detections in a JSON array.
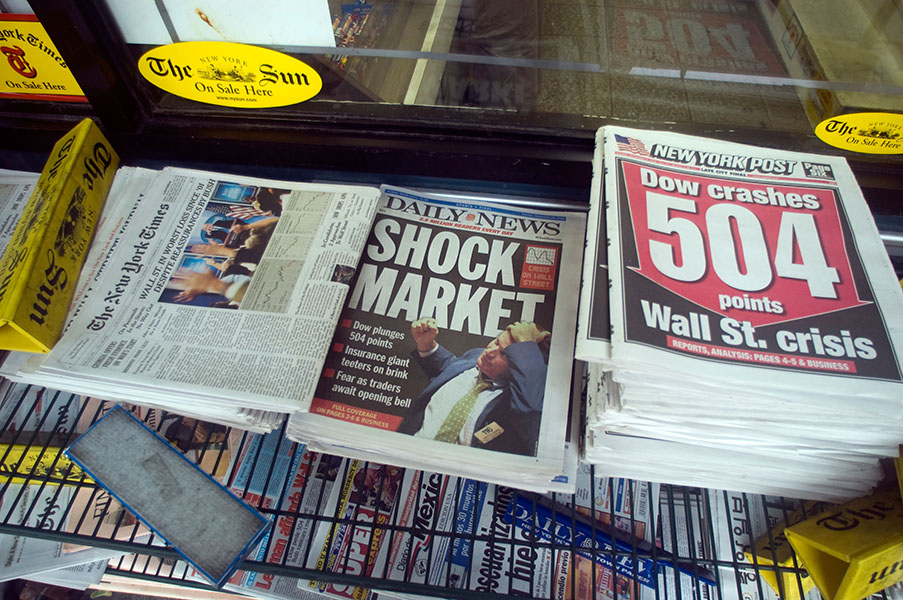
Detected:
[{"left": 101, "top": 0, "right": 903, "bottom": 140}]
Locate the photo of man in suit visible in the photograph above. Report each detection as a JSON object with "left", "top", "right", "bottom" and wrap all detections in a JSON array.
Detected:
[{"left": 397, "top": 318, "right": 551, "bottom": 456}]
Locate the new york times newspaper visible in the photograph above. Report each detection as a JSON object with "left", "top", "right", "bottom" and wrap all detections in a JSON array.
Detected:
[
  {"left": 604, "top": 126, "right": 903, "bottom": 396},
  {"left": 288, "top": 186, "right": 585, "bottom": 490},
  {"left": 14, "top": 167, "right": 380, "bottom": 426}
]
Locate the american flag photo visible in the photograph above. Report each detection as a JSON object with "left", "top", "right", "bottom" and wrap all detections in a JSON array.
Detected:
[
  {"left": 226, "top": 204, "right": 270, "bottom": 219},
  {"left": 615, "top": 134, "right": 650, "bottom": 156}
]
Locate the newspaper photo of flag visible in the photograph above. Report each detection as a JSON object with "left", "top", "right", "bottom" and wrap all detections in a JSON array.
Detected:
[
  {"left": 615, "top": 134, "right": 650, "bottom": 156},
  {"left": 227, "top": 204, "right": 269, "bottom": 219}
]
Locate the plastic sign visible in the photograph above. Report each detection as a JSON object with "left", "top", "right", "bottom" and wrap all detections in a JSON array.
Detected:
[
  {"left": 0, "top": 14, "right": 87, "bottom": 102},
  {"left": 138, "top": 41, "right": 322, "bottom": 108},
  {"left": 815, "top": 112, "right": 903, "bottom": 154},
  {"left": 786, "top": 489, "right": 903, "bottom": 600}
]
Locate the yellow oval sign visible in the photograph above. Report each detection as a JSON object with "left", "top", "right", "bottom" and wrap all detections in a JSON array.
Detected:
[
  {"left": 138, "top": 41, "right": 322, "bottom": 109},
  {"left": 815, "top": 112, "right": 903, "bottom": 154}
]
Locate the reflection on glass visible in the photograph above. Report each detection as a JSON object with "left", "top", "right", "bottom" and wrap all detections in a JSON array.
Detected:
[{"left": 106, "top": 0, "right": 903, "bottom": 133}]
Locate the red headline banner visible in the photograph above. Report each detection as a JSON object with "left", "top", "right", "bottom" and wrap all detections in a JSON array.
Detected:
[
  {"left": 311, "top": 398, "right": 403, "bottom": 430},
  {"left": 667, "top": 336, "right": 857, "bottom": 373}
]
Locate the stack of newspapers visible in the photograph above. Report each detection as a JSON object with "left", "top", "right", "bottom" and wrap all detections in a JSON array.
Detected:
[
  {"left": 577, "top": 126, "right": 903, "bottom": 501},
  {"left": 1, "top": 166, "right": 382, "bottom": 432},
  {"left": 1, "top": 165, "right": 586, "bottom": 493},
  {"left": 286, "top": 186, "right": 586, "bottom": 493}
]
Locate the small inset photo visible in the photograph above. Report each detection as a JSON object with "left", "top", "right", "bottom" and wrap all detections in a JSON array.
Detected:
[{"left": 331, "top": 264, "right": 356, "bottom": 284}]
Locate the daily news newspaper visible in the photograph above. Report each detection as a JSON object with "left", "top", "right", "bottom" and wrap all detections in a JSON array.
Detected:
[
  {"left": 10, "top": 167, "right": 380, "bottom": 429},
  {"left": 288, "top": 186, "right": 586, "bottom": 491},
  {"left": 597, "top": 126, "right": 903, "bottom": 397}
]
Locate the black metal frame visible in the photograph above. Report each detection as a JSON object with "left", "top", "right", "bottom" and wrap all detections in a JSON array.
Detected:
[{"left": 0, "top": 385, "right": 850, "bottom": 600}]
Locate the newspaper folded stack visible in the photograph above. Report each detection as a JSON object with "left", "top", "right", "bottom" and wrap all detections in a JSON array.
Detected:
[
  {"left": 2, "top": 166, "right": 381, "bottom": 431},
  {"left": 286, "top": 186, "right": 586, "bottom": 493},
  {"left": 577, "top": 126, "right": 903, "bottom": 502}
]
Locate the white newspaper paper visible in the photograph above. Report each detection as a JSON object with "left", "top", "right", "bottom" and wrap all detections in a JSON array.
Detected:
[
  {"left": 288, "top": 186, "right": 586, "bottom": 492},
  {"left": 14, "top": 167, "right": 380, "bottom": 428},
  {"left": 602, "top": 126, "right": 903, "bottom": 399}
]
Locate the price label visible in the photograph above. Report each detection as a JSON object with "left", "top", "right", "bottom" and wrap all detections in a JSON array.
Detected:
[{"left": 621, "top": 162, "right": 865, "bottom": 328}]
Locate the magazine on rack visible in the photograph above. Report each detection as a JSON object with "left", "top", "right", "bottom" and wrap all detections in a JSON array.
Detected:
[
  {"left": 5, "top": 166, "right": 381, "bottom": 431},
  {"left": 376, "top": 471, "right": 662, "bottom": 600},
  {"left": 286, "top": 186, "right": 586, "bottom": 493},
  {"left": 658, "top": 486, "right": 825, "bottom": 600},
  {"left": 0, "top": 383, "right": 134, "bottom": 581},
  {"left": 581, "top": 126, "right": 903, "bottom": 500}
]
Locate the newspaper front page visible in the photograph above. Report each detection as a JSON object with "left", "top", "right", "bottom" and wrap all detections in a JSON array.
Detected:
[
  {"left": 15, "top": 168, "right": 380, "bottom": 426},
  {"left": 602, "top": 126, "right": 903, "bottom": 397},
  {"left": 288, "top": 186, "right": 586, "bottom": 491}
]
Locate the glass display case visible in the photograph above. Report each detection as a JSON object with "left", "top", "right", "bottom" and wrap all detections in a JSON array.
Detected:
[
  {"left": 1, "top": 0, "right": 901, "bottom": 198},
  {"left": 0, "top": 1, "right": 901, "bottom": 598}
]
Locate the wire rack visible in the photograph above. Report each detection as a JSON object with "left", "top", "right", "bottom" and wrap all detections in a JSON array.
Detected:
[{"left": 0, "top": 383, "right": 899, "bottom": 600}]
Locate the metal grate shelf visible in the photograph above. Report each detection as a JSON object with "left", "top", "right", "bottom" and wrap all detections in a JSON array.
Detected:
[{"left": 0, "top": 382, "right": 899, "bottom": 600}]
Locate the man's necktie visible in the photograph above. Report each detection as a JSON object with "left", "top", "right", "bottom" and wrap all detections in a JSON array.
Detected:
[{"left": 434, "top": 376, "right": 490, "bottom": 443}]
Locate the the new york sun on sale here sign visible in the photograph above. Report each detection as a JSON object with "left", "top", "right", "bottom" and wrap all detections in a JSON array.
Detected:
[{"left": 606, "top": 128, "right": 902, "bottom": 382}]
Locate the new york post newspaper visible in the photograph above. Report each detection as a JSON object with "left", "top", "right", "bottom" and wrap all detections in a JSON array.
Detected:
[
  {"left": 288, "top": 186, "right": 586, "bottom": 493},
  {"left": 583, "top": 126, "right": 903, "bottom": 499}
]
